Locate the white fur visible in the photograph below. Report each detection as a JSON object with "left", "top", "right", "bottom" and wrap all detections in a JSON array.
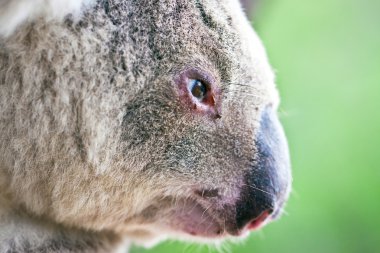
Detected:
[{"left": 0, "top": 0, "right": 95, "bottom": 37}]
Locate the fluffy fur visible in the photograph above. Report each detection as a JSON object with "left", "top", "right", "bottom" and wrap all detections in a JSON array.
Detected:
[
  {"left": 0, "top": 0, "right": 94, "bottom": 36},
  {"left": 0, "top": 0, "right": 291, "bottom": 252}
]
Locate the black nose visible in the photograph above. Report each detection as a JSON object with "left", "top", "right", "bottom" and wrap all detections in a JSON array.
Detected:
[
  {"left": 235, "top": 107, "right": 291, "bottom": 231},
  {"left": 235, "top": 186, "right": 275, "bottom": 231}
]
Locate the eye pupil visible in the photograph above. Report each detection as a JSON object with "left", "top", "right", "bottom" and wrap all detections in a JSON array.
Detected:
[{"left": 190, "top": 80, "right": 207, "bottom": 100}]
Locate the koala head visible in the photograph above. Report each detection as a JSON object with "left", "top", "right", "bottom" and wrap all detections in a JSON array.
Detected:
[{"left": 0, "top": 0, "right": 291, "bottom": 246}]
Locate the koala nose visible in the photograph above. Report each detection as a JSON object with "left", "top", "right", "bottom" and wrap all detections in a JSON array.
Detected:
[
  {"left": 235, "top": 107, "right": 291, "bottom": 232},
  {"left": 235, "top": 189, "right": 274, "bottom": 231}
]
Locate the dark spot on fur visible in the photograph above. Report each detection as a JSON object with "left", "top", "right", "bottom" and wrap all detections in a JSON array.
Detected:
[
  {"left": 71, "top": 95, "right": 87, "bottom": 162},
  {"left": 226, "top": 15, "right": 233, "bottom": 26},
  {"left": 63, "top": 15, "right": 74, "bottom": 27},
  {"left": 195, "top": 188, "right": 220, "bottom": 198},
  {"left": 103, "top": 0, "right": 111, "bottom": 16},
  {"left": 195, "top": 0, "right": 218, "bottom": 29}
]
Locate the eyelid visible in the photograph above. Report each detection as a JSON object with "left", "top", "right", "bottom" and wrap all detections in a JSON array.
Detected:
[
  {"left": 174, "top": 67, "right": 222, "bottom": 119},
  {"left": 187, "top": 74, "right": 213, "bottom": 87}
]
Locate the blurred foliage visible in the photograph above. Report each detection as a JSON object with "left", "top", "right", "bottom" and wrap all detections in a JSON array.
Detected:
[{"left": 131, "top": 0, "right": 380, "bottom": 252}]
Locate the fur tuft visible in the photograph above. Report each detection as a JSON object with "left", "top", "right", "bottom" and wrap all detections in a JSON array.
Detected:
[{"left": 0, "top": 0, "right": 95, "bottom": 37}]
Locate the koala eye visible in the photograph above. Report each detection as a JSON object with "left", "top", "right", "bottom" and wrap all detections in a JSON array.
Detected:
[
  {"left": 188, "top": 79, "right": 207, "bottom": 101},
  {"left": 175, "top": 68, "right": 221, "bottom": 119}
]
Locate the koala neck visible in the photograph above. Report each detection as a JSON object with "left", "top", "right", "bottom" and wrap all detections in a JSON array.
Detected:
[{"left": 0, "top": 206, "right": 125, "bottom": 253}]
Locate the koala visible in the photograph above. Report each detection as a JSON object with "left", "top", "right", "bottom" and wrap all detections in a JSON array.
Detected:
[{"left": 0, "top": 0, "right": 291, "bottom": 252}]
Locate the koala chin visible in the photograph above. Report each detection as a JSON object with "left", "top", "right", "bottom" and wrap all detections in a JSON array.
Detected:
[{"left": 0, "top": 0, "right": 291, "bottom": 252}]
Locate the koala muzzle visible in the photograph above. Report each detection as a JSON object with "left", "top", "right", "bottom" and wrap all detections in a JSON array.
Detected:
[{"left": 234, "top": 107, "right": 291, "bottom": 233}]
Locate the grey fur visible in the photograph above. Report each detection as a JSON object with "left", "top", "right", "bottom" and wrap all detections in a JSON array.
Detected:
[{"left": 0, "top": 0, "right": 291, "bottom": 252}]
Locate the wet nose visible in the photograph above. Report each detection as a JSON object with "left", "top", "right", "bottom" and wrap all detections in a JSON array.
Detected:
[
  {"left": 235, "top": 107, "right": 291, "bottom": 231},
  {"left": 235, "top": 184, "right": 275, "bottom": 231}
]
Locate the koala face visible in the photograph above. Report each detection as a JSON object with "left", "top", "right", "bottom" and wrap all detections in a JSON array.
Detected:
[
  {"left": 0, "top": 0, "right": 291, "bottom": 245},
  {"left": 115, "top": 0, "right": 291, "bottom": 240}
]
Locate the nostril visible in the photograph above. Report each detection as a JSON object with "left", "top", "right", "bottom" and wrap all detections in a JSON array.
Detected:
[
  {"left": 246, "top": 209, "right": 272, "bottom": 231},
  {"left": 194, "top": 189, "right": 220, "bottom": 198},
  {"left": 235, "top": 185, "right": 276, "bottom": 231}
]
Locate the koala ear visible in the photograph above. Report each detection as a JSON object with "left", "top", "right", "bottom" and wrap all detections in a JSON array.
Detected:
[{"left": 0, "top": 0, "right": 94, "bottom": 37}]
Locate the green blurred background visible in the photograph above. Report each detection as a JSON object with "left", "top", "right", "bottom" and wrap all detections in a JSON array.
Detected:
[{"left": 131, "top": 0, "right": 380, "bottom": 252}]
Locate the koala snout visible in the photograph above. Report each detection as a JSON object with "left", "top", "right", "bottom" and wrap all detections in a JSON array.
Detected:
[
  {"left": 185, "top": 107, "right": 291, "bottom": 237},
  {"left": 235, "top": 107, "right": 291, "bottom": 232}
]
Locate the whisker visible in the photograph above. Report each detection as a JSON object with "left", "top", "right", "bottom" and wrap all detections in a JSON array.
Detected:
[
  {"left": 242, "top": 183, "right": 276, "bottom": 198},
  {"left": 200, "top": 204, "right": 212, "bottom": 221}
]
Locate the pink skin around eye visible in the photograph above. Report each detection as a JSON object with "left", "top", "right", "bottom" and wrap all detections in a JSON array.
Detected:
[{"left": 175, "top": 68, "right": 221, "bottom": 119}]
